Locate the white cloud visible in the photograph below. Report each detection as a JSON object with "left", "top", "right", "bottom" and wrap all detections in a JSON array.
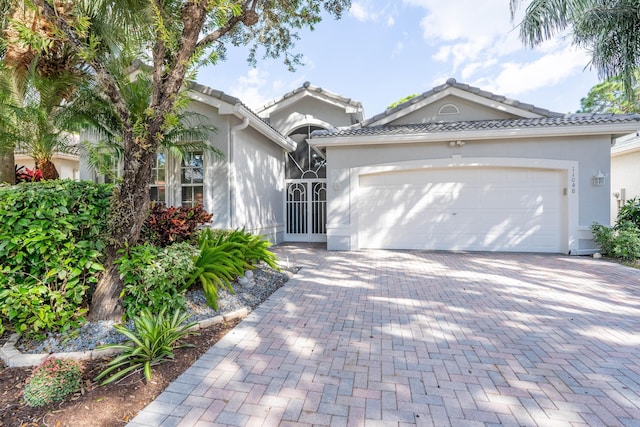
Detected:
[
  {"left": 229, "top": 68, "right": 307, "bottom": 111},
  {"left": 349, "top": 1, "right": 396, "bottom": 26},
  {"left": 402, "top": 0, "right": 594, "bottom": 101},
  {"left": 392, "top": 41, "right": 404, "bottom": 58},
  {"left": 477, "top": 45, "right": 592, "bottom": 97},
  {"left": 228, "top": 68, "right": 269, "bottom": 109},
  {"left": 350, "top": 2, "right": 370, "bottom": 21}
]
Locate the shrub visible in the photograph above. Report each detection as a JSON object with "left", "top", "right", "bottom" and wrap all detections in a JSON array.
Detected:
[
  {"left": 185, "top": 241, "right": 244, "bottom": 310},
  {"left": 0, "top": 180, "right": 111, "bottom": 338},
  {"left": 219, "top": 228, "right": 279, "bottom": 270},
  {"left": 617, "top": 198, "right": 640, "bottom": 229},
  {"left": 95, "top": 309, "right": 197, "bottom": 385},
  {"left": 116, "top": 242, "right": 198, "bottom": 320},
  {"left": 15, "top": 165, "right": 43, "bottom": 183},
  {"left": 185, "top": 229, "right": 279, "bottom": 310},
  {"left": 23, "top": 357, "right": 82, "bottom": 407},
  {"left": 591, "top": 222, "right": 640, "bottom": 261},
  {"left": 141, "top": 202, "right": 213, "bottom": 246}
]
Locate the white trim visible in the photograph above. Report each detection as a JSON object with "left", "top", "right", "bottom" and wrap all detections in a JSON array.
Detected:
[
  {"left": 342, "top": 157, "right": 578, "bottom": 254},
  {"left": 280, "top": 114, "right": 333, "bottom": 137},
  {"left": 259, "top": 89, "right": 360, "bottom": 117},
  {"left": 438, "top": 103, "right": 460, "bottom": 115},
  {"left": 310, "top": 123, "right": 636, "bottom": 148},
  {"left": 366, "top": 87, "right": 545, "bottom": 127},
  {"left": 612, "top": 135, "right": 640, "bottom": 157}
]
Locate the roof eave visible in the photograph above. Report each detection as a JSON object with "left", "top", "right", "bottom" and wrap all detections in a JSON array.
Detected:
[
  {"left": 258, "top": 86, "right": 362, "bottom": 118},
  {"left": 188, "top": 89, "right": 296, "bottom": 152},
  {"left": 612, "top": 136, "right": 640, "bottom": 157},
  {"left": 309, "top": 123, "right": 640, "bottom": 149},
  {"left": 360, "top": 85, "right": 557, "bottom": 128}
]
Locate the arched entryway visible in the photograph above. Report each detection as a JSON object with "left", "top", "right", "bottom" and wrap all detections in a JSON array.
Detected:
[{"left": 285, "top": 125, "right": 327, "bottom": 242}]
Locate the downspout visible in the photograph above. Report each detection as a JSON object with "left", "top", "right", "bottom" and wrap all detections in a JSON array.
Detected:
[{"left": 229, "top": 113, "right": 250, "bottom": 229}]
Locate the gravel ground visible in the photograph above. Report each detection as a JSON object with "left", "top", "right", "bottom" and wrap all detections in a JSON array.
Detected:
[{"left": 14, "top": 265, "right": 296, "bottom": 354}]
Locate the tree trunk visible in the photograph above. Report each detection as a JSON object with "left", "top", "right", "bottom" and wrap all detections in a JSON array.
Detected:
[
  {"left": 0, "top": 148, "right": 16, "bottom": 185},
  {"left": 88, "top": 137, "right": 157, "bottom": 321},
  {"left": 36, "top": 158, "right": 59, "bottom": 180}
]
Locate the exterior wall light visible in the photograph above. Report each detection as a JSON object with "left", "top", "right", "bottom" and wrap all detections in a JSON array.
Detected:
[{"left": 592, "top": 170, "right": 606, "bottom": 186}]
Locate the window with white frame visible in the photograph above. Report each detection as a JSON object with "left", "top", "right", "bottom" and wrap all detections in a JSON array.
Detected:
[
  {"left": 180, "top": 151, "right": 204, "bottom": 207},
  {"left": 150, "top": 152, "right": 167, "bottom": 203}
]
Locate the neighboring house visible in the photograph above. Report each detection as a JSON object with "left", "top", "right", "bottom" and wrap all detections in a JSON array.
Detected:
[
  {"left": 15, "top": 149, "right": 80, "bottom": 180},
  {"left": 611, "top": 132, "right": 640, "bottom": 223},
  {"left": 81, "top": 77, "right": 640, "bottom": 254}
]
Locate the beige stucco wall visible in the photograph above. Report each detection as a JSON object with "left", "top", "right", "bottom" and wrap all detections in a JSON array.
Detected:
[
  {"left": 186, "top": 100, "right": 232, "bottom": 228},
  {"left": 267, "top": 97, "right": 355, "bottom": 135},
  {"left": 390, "top": 96, "right": 519, "bottom": 125},
  {"left": 231, "top": 119, "right": 286, "bottom": 243},
  {"left": 15, "top": 154, "right": 80, "bottom": 180},
  {"left": 323, "top": 134, "right": 611, "bottom": 253},
  {"left": 611, "top": 146, "right": 640, "bottom": 224}
]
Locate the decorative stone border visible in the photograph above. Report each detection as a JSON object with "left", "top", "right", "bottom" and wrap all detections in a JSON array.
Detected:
[{"left": 0, "top": 308, "right": 249, "bottom": 368}]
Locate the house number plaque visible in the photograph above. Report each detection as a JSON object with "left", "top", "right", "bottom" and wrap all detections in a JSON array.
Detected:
[{"left": 571, "top": 167, "right": 576, "bottom": 194}]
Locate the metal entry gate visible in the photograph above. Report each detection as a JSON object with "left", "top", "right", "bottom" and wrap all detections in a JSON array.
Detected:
[{"left": 285, "top": 179, "right": 327, "bottom": 242}]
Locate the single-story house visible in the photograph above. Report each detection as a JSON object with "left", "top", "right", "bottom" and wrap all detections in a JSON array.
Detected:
[
  {"left": 611, "top": 133, "right": 640, "bottom": 223},
  {"left": 82, "top": 82, "right": 296, "bottom": 244},
  {"left": 82, "top": 78, "right": 640, "bottom": 254}
]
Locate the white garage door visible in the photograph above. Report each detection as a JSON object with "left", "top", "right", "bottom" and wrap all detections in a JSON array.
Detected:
[{"left": 358, "top": 167, "right": 565, "bottom": 253}]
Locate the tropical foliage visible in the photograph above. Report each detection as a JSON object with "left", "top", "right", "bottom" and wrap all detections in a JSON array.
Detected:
[
  {"left": 186, "top": 228, "right": 279, "bottom": 310},
  {"left": 95, "top": 309, "right": 197, "bottom": 385},
  {"left": 591, "top": 199, "right": 640, "bottom": 261},
  {"left": 8, "top": 0, "right": 349, "bottom": 321},
  {"left": 617, "top": 197, "right": 640, "bottom": 228},
  {"left": 141, "top": 202, "right": 213, "bottom": 247},
  {"left": 578, "top": 71, "right": 640, "bottom": 113},
  {"left": 116, "top": 242, "right": 198, "bottom": 320},
  {"left": 511, "top": 0, "right": 640, "bottom": 102},
  {"left": 0, "top": 180, "right": 111, "bottom": 337}
]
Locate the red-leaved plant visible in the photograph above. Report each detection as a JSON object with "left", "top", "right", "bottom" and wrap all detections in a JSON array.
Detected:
[
  {"left": 141, "top": 202, "right": 213, "bottom": 246},
  {"left": 15, "top": 166, "right": 44, "bottom": 183}
]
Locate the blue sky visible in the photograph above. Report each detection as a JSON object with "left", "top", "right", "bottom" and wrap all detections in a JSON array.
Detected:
[{"left": 198, "top": 0, "right": 601, "bottom": 117}]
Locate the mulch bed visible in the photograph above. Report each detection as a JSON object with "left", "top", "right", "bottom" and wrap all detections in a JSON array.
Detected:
[{"left": 0, "top": 319, "right": 239, "bottom": 427}]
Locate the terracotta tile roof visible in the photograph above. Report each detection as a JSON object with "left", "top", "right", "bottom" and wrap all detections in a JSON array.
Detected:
[{"left": 312, "top": 114, "right": 640, "bottom": 138}]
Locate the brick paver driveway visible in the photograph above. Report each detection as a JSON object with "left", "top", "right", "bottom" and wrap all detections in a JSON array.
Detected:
[{"left": 130, "top": 245, "right": 640, "bottom": 427}]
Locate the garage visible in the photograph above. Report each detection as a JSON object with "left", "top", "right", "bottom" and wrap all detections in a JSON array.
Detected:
[{"left": 358, "top": 166, "right": 566, "bottom": 253}]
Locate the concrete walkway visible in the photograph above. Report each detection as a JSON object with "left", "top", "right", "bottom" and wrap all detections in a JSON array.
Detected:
[{"left": 129, "top": 245, "right": 640, "bottom": 426}]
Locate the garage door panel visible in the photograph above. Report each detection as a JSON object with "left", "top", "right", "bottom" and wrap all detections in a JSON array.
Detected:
[{"left": 358, "top": 167, "right": 565, "bottom": 253}]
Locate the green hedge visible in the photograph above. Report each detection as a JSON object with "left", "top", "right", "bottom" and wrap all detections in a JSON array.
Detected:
[{"left": 0, "top": 180, "right": 112, "bottom": 337}]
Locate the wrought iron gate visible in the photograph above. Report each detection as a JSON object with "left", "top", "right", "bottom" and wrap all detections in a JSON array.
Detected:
[{"left": 285, "top": 179, "right": 327, "bottom": 242}]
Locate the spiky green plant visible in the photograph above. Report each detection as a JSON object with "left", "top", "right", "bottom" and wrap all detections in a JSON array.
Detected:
[
  {"left": 217, "top": 228, "right": 279, "bottom": 270},
  {"left": 185, "top": 228, "right": 280, "bottom": 310},
  {"left": 183, "top": 234, "right": 246, "bottom": 310},
  {"left": 95, "top": 309, "right": 197, "bottom": 385}
]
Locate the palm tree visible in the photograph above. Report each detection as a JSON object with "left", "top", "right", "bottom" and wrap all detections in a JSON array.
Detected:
[
  {"left": 63, "top": 70, "right": 223, "bottom": 181},
  {"left": 0, "top": 65, "right": 83, "bottom": 180},
  {"left": 0, "top": 73, "right": 18, "bottom": 184},
  {"left": 0, "top": 0, "right": 88, "bottom": 182},
  {"left": 511, "top": 0, "right": 640, "bottom": 101}
]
